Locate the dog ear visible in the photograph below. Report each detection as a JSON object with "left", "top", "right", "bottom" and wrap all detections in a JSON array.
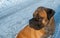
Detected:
[{"left": 46, "top": 8, "right": 55, "bottom": 20}]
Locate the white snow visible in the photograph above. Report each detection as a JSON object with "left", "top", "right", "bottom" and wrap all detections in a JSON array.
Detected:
[{"left": 0, "top": 0, "right": 60, "bottom": 38}]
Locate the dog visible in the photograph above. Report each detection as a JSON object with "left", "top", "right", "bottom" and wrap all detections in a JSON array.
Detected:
[{"left": 16, "top": 7, "right": 55, "bottom": 38}]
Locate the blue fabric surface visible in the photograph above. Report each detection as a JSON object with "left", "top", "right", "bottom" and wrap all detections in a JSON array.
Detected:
[{"left": 0, "top": 0, "right": 60, "bottom": 38}]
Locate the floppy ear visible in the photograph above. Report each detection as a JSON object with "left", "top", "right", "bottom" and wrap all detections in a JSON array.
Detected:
[{"left": 46, "top": 8, "right": 55, "bottom": 20}]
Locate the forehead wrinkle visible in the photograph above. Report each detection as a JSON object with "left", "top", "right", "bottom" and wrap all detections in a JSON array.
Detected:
[{"left": 38, "top": 10, "right": 47, "bottom": 18}]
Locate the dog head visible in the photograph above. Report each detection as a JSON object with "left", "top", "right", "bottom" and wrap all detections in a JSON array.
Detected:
[{"left": 29, "top": 7, "right": 55, "bottom": 30}]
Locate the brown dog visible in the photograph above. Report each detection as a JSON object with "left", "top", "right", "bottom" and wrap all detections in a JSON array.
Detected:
[{"left": 16, "top": 7, "right": 55, "bottom": 38}]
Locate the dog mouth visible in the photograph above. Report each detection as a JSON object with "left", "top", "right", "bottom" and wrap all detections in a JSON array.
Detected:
[
  {"left": 33, "top": 24, "right": 44, "bottom": 30},
  {"left": 29, "top": 18, "right": 44, "bottom": 30}
]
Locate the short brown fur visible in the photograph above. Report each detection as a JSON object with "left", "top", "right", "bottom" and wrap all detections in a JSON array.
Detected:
[{"left": 16, "top": 7, "right": 55, "bottom": 38}]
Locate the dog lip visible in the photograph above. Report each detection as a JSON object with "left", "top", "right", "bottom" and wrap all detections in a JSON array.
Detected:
[{"left": 32, "top": 25, "right": 44, "bottom": 30}]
